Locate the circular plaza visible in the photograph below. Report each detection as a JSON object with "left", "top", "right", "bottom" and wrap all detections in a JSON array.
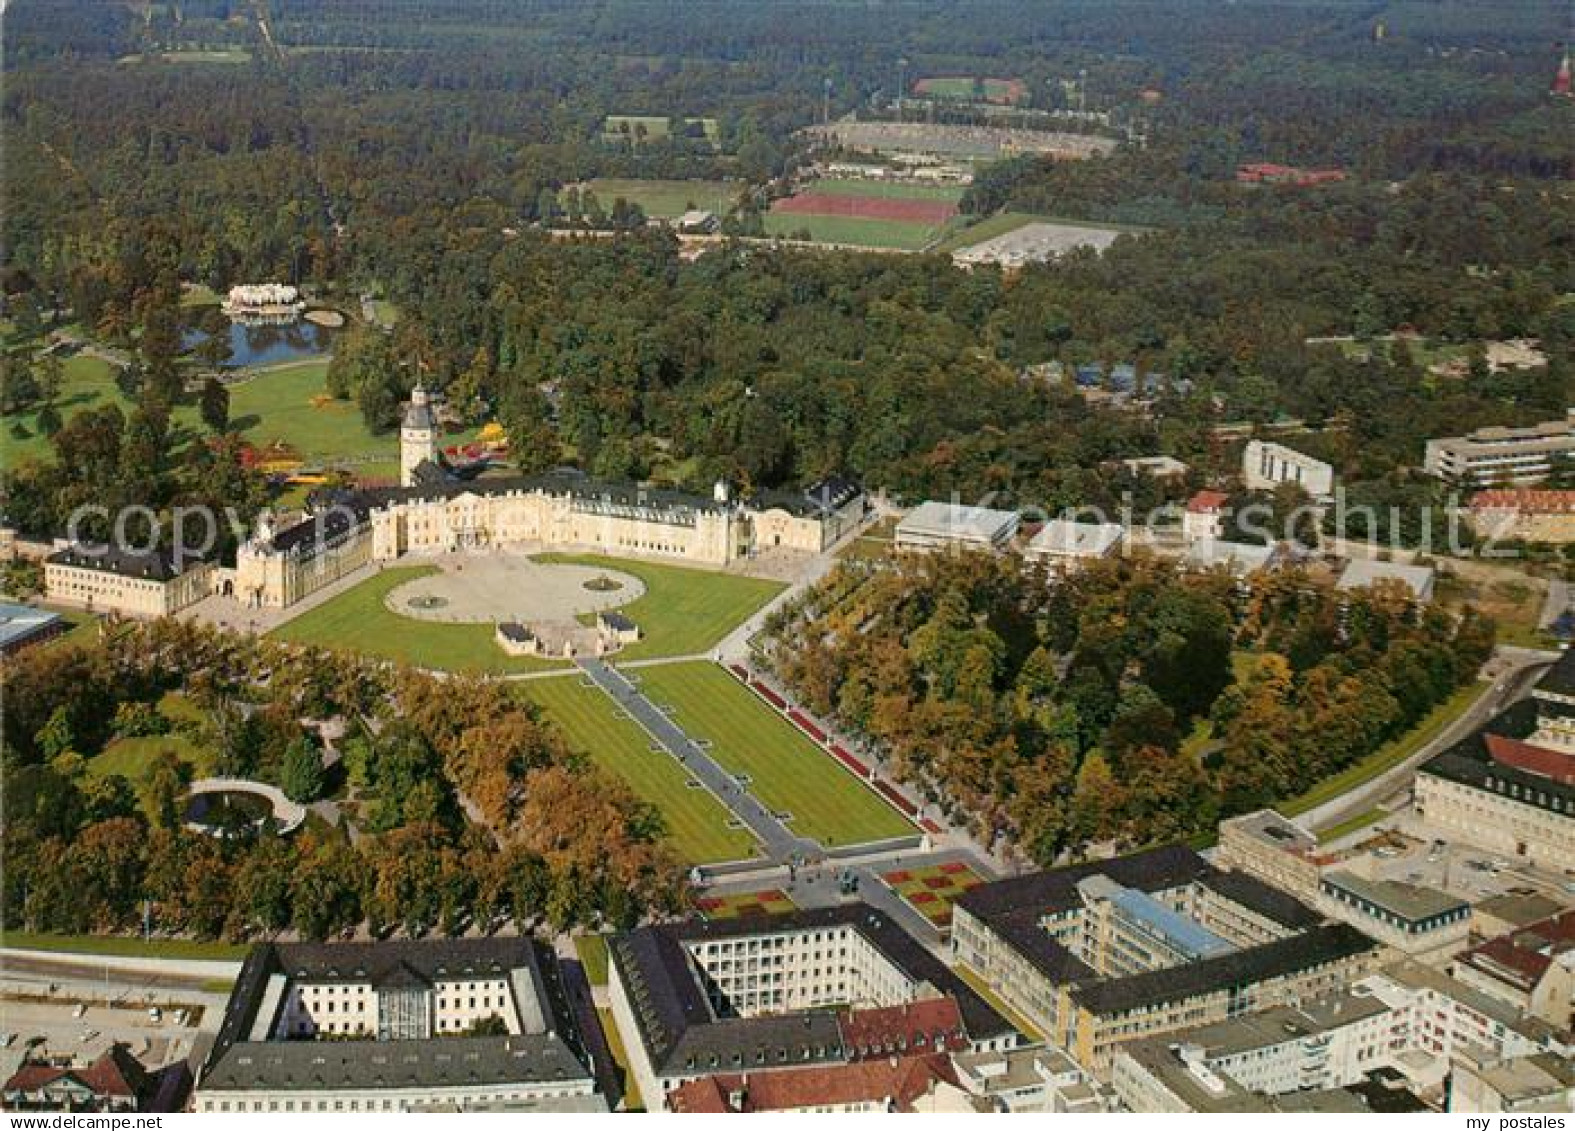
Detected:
[{"left": 384, "top": 552, "right": 645, "bottom": 623}]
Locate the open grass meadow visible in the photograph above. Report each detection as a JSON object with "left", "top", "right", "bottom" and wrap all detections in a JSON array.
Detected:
[
  {"left": 582, "top": 178, "right": 735, "bottom": 219},
  {"left": 5, "top": 353, "right": 405, "bottom": 479},
  {"left": 269, "top": 566, "right": 568, "bottom": 674},
  {"left": 534, "top": 554, "right": 784, "bottom": 659},
  {"left": 87, "top": 693, "right": 215, "bottom": 784},
  {"left": 635, "top": 662, "right": 914, "bottom": 848},
  {"left": 521, "top": 676, "right": 759, "bottom": 864}
]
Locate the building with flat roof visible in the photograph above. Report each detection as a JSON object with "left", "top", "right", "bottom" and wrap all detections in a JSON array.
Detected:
[
  {"left": 1319, "top": 871, "right": 1470, "bottom": 957},
  {"left": 196, "top": 938, "right": 601, "bottom": 1113},
  {"left": 1243, "top": 440, "right": 1334, "bottom": 498},
  {"left": 1024, "top": 520, "right": 1123, "bottom": 574},
  {"left": 1337, "top": 558, "right": 1436, "bottom": 602},
  {"left": 1415, "top": 652, "right": 1575, "bottom": 872},
  {"left": 894, "top": 501, "right": 1019, "bottom": 553},
  {"left": 1113, "top": 958, "right": 1569, "bottom": 1113},
  {"left": 950, "top": 845, "right": 1375, "bottom": 1077},
  {"left": 1183, "top": 538, "right": 1276, "bottom": 578},
  {"left": 1424, "top": 412, "right": 1575, "bottom": 486},
  {"left": 0, "top": 601, "right": 65, "bottom": 654},
  {"left": 949, "top": 1045, "right": 1099, "bottom": 1112},
  {"left": 605, "top": 904, "right": 1017, "bottom": 1108},
  {"left": 1450, "top": 1052, "right": 1575, "bottom": 1114},
  {"left": 1215, "top": 809, "right": 1328, "bottom": 904}
]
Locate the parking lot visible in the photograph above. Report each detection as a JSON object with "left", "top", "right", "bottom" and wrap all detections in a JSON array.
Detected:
[{"left": 1350, "top": 817, "right": 1575, "bottom": 906}]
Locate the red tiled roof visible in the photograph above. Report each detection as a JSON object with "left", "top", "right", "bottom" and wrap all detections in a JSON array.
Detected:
[
  {"left": 1457, "top": 911, "right": 1575, "bottom": 991},
  {"left": 1470, "top": 489, "right": 1575, "bottom": 514},
  {"left": 1187, "top": 490, "right": 1230, "bottom": 514},
  {"left": 837, "top": 998, "right": 967, "bottom": 1060},
  {"left": 667, "top": 1053, "right": 959, "bottom": 1113},
  {"left": 1484, "top": 734, "right": 1575, "bottom": 785},
  {"left": 5, "top": 1046, "right": 149, "bottom": 1101}
]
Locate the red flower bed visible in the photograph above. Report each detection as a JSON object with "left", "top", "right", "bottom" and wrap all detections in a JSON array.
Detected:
[
  {"left": 787, "top": 710, "right": 826, "bottom": 743},
  {"left": 831, "top": 746, "right": 870, "bottom": 777},
  {"left": 875, "top": 780, "right": 919, "bottom": 816},
  {"left": 920, "top": 818, "right": 944, "bottom": 835},
  {"left": 908, "top": 891, "right": 939, "bottom": 904},
  {"left": 729, "top": 663, "right": 750, "bottom": 680},
  {"left": 940, "top": 861, "right": 968, "bottom": 874},
  {"left": 771, "top": 192, "right": 958, "bottom": 225},
  {"left": 751, "top": 682, "right": 787, "bottom": 709}
]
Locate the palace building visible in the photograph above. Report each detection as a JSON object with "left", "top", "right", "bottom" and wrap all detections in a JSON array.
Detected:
[{"left": 49, "top": 388, "right": 865, "bottom": 616}]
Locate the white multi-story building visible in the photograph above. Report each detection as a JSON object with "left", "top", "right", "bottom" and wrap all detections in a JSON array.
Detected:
[
  {"left": 1243, "top": 440, "right": 1334, "bottom": 498},
  {"left": 196, "top": 939, "right": 603, "bottom": 1113},
  {"left": 1424, "top": 412, "right": 1575, "bottom": 486},
  {"left": 606, "top": 905, "right": 1018, "bottom": 1108}
]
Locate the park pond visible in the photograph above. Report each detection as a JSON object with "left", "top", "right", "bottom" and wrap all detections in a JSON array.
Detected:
[{"left": 182, "top": 318, "right": 337, "bottom": 368}]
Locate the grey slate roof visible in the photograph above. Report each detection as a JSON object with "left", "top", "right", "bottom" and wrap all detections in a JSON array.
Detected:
[
  {"left": 201, "top": 937, "right": 591, "bottom": 1094},
  {"left": 1420, "top": 698, "right": 1575, "bottom": 815},
  {"left": 607, "top": 904, "right": 1013, "bottom": 1079},
  {"left": 1069, "top": 923, "right": 1376, "bottom": 1016},
  {"left": 46, "top": 543, "right": 204, "bottom": 580}
]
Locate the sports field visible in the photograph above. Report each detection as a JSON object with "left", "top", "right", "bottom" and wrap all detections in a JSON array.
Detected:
[
  {"left": 765, "top": 179, "right": 963, "bottom": 250},
  {"left": 582, "top": 178, "right": 734, "bottom": 219},
  {"left": 914, "top": 76, "right": 1026, "bottom": 105},
  {"left": 880, "top": 862, "right": 985, "bottom": 928},
  {"left": 523, "top": 677, "right": 758, "bottom": 864},
  {"left": 270, "top": 566, "right": 568, "bottom": 674},
  {"left": 635, "top": 662, "right": 915, "bottom": 848},
  {"left": 534, "top": 554, "right": 784, "bottom": 660}
]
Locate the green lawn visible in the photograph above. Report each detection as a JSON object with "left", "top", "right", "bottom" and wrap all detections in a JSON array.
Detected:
[
  {"left": 1281, "top": 681, "right": 1491, "bottom": 817},
  {"left": 914, "top": 76, "right": 1024, "bottom": 103},
  {"left": 1315, "top": 806, "right": 1389, "bottom": 844},
  {"left": 270, "top": 566, "right": 567, "bottom": 674},
  {"left": 574, "top": 934, "right": 610, "bottom": 985},
  {"left": 599, "top": 1006, "right": 645, "bottom": 1112},
  {"left": 583, "top": 178, "right": 734, "bottom": 219},
  {"left": 4, "top": 353, "right": 410, "bottom": 475},
  {"left": 636, "top": 662, "right": 914, "bottom": 848},
  {"left": 522, "top": 677, "right": 757, "bottom": 864},
  {"left": 0, "top": 930, "right": 246, "bottom": 961},
  {"left": 534, "top": 554, "right": 784, "bottom": 660},
  {"left": 600, "top": 115, "right": 719, "bottom": 149},
  {"left": 88, "top": 693, "right": 214, "bottom": 782},
  {"left": 763, "top": 211, "right": 944, "bottom": 250}
]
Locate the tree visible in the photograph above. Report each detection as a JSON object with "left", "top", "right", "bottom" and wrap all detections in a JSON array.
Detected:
[
  {"left": 199, "top": 377, "right": 230, "bottom": 433},
  {"left": 279, "top": 739, "right": 325, "bottom": 803}
]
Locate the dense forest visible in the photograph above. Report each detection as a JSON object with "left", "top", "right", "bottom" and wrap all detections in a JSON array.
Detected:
[
  {"left": 767, "top": 552, "right": 1494, "bottom": 863},
  {"left": 3, "top": 0, "right": 1573, "bottom": 533},
  {"left": 2, "top": 619, "right": 685, "bottom": 938}
]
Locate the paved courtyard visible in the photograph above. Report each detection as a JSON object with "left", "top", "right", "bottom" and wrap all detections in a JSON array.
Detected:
[{"left": 386, "top": 552, "right": 644, "bottom": 623}]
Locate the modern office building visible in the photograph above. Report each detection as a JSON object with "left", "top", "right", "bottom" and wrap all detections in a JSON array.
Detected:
[
  {"left": 1243, "top": 440, "right": 1334, "bottom": 498},
  {"left": 1424, "top": 412, "right": 1575, "bottom": 486},
  {"left": 894, "top": 501, "right": 1020, "bottom": 553},
  {"left": 950, "top": 845, "right": 1377, "bottom": 1077}
]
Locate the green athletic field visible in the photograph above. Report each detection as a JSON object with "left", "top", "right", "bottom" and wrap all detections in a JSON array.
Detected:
[
  {"left": 635, "top": 662, "right": 914, "bottom": 848},
  {"left": 534, "top": 554, "right": 784, "bottom": 660},
  {"left": 582, "top": 178, "right": 734, "bottom": 219},
  {"left": 270, "top": 566, "right": 568, "bottom": 674},
  {"left": 762, "top": 212, "right": 944, "bottom": 250},
  {"left": 523, "top": 677, "right": 758, "bottom": 864}
]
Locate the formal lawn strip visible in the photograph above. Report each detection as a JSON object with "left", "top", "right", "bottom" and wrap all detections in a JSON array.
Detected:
[
  {"left": 521, "top": 677, "right": 758, "bottom": 865},
  {"left": 636, "top": 662, "right": 914, "bottom": 847}
]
